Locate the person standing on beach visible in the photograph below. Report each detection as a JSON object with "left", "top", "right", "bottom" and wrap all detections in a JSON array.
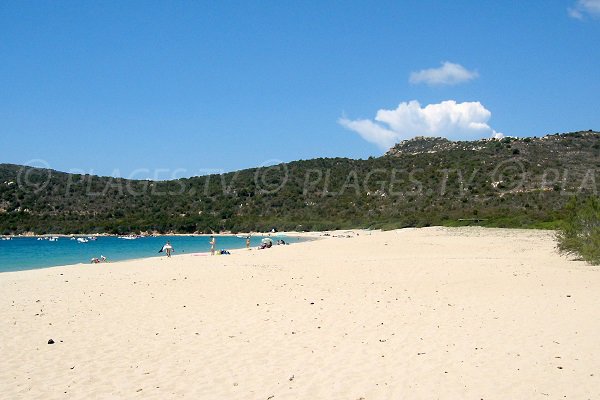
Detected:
[
  {"left": 246, "top": 236, "right": 250, "bottom": 250},
  {"left": 210, "top": 236, "right": 216, "bottom": 255},
  {"left": 162, "top": 241, "right": 173, "bottom": 257}
]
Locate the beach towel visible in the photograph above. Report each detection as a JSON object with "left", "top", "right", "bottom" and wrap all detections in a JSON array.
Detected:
[{"left": 159, "top": 244, "right": 173, "bottom": 253}]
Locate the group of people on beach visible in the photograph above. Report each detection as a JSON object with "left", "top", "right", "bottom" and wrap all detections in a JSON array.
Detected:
[
  {"left": 89, "top": 235, "right": 269, "bottom": 265},
  {"left": 90, "top": 255, "right": 107, "bottom": 264},
  {"left": 159, "top": 235, "right": 232, "bottom": 258},
  {"left": 158, "top": 235, "right": 260, "bottom": 258},
  {"left": 207, "top": 235, "right": 251, "bottom": 254}
]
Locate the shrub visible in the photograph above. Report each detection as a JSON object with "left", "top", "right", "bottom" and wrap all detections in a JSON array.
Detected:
[{"left": 556, "top": 197, "right": 600, "bottom": 265}]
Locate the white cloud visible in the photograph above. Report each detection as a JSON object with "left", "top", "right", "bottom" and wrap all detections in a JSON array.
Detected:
[
  {"left": 339, "top": 100, "right": 503, "bottom": 150},
  {"left": 409, "top": 62, "right": 478, "bottom": 86},
  {"left": 568, "top": 0, "right": 600, "bottom": 19}
]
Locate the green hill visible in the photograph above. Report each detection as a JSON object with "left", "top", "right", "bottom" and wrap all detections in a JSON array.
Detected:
[{"left": 1, "top": 130, "right": 598, "bottom": 235}]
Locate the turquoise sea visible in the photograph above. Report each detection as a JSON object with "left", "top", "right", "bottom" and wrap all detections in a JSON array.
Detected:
[{"left": 0, "top": 235, "right": 297, "bottom": 273}]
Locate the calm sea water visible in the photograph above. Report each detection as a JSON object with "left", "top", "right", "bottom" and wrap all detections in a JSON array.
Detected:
[{"left": 0, "top": 235, "right": 298, "bottom": 273}]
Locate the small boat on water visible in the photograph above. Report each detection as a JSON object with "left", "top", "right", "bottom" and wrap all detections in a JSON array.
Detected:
[
  {"left": 48, "top": 237, "right": 59, "bottom": 242},
  {"left": 118, "top": 235, "right": 139, "bottom": 240},
  {"left": 77, "top": 238, "right": 89, "bottom": 243},
  {"left": 1, "top": 237, "right": 11, "bottom": 241}
]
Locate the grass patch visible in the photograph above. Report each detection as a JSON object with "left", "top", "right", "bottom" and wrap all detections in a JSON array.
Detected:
[{"left": 556, "top": 197, "right": 600, "bottom": 265}]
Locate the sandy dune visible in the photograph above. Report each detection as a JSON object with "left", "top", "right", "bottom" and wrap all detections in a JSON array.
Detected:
[{"left": 1, "top": 227, "right": 599, "bottom": 399}]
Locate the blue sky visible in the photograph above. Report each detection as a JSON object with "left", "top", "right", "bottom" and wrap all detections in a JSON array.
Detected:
[{"left": 1, "top": 1, "right": 599, "bottom": 178}]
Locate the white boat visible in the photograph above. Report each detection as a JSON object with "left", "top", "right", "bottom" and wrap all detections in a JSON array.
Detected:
[
  {"left": 77, "top": 238, "right": 89, "bottom": 243},
  {"left": 118, "top": 235, "right": 138, "bottom": 240},
  {"left": 49, "top": 237, "right": 59, "bottom": 242}
]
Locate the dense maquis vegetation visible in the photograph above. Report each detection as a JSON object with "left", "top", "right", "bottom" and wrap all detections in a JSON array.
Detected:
[
  {"left": 557, "top": 196, "right": 600, "bottom": 265},
  {"left": 0, "top": 131, "right": 598, "bottom": 235}
]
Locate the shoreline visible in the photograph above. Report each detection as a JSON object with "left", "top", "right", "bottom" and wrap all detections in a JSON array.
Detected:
[
  {"left": 0, "top": 224, "right": 560, "bottom": 239},
  {"left": 0, "top": 230, "right": 323, "bottom": 277},
  {"left": 0, "top": 232, "right": 322, "bottom": 274}
]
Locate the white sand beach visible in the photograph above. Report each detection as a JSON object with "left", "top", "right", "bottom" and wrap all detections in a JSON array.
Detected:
[{"left": 1, "top": 227, "right": 599, "bottom": 399}]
